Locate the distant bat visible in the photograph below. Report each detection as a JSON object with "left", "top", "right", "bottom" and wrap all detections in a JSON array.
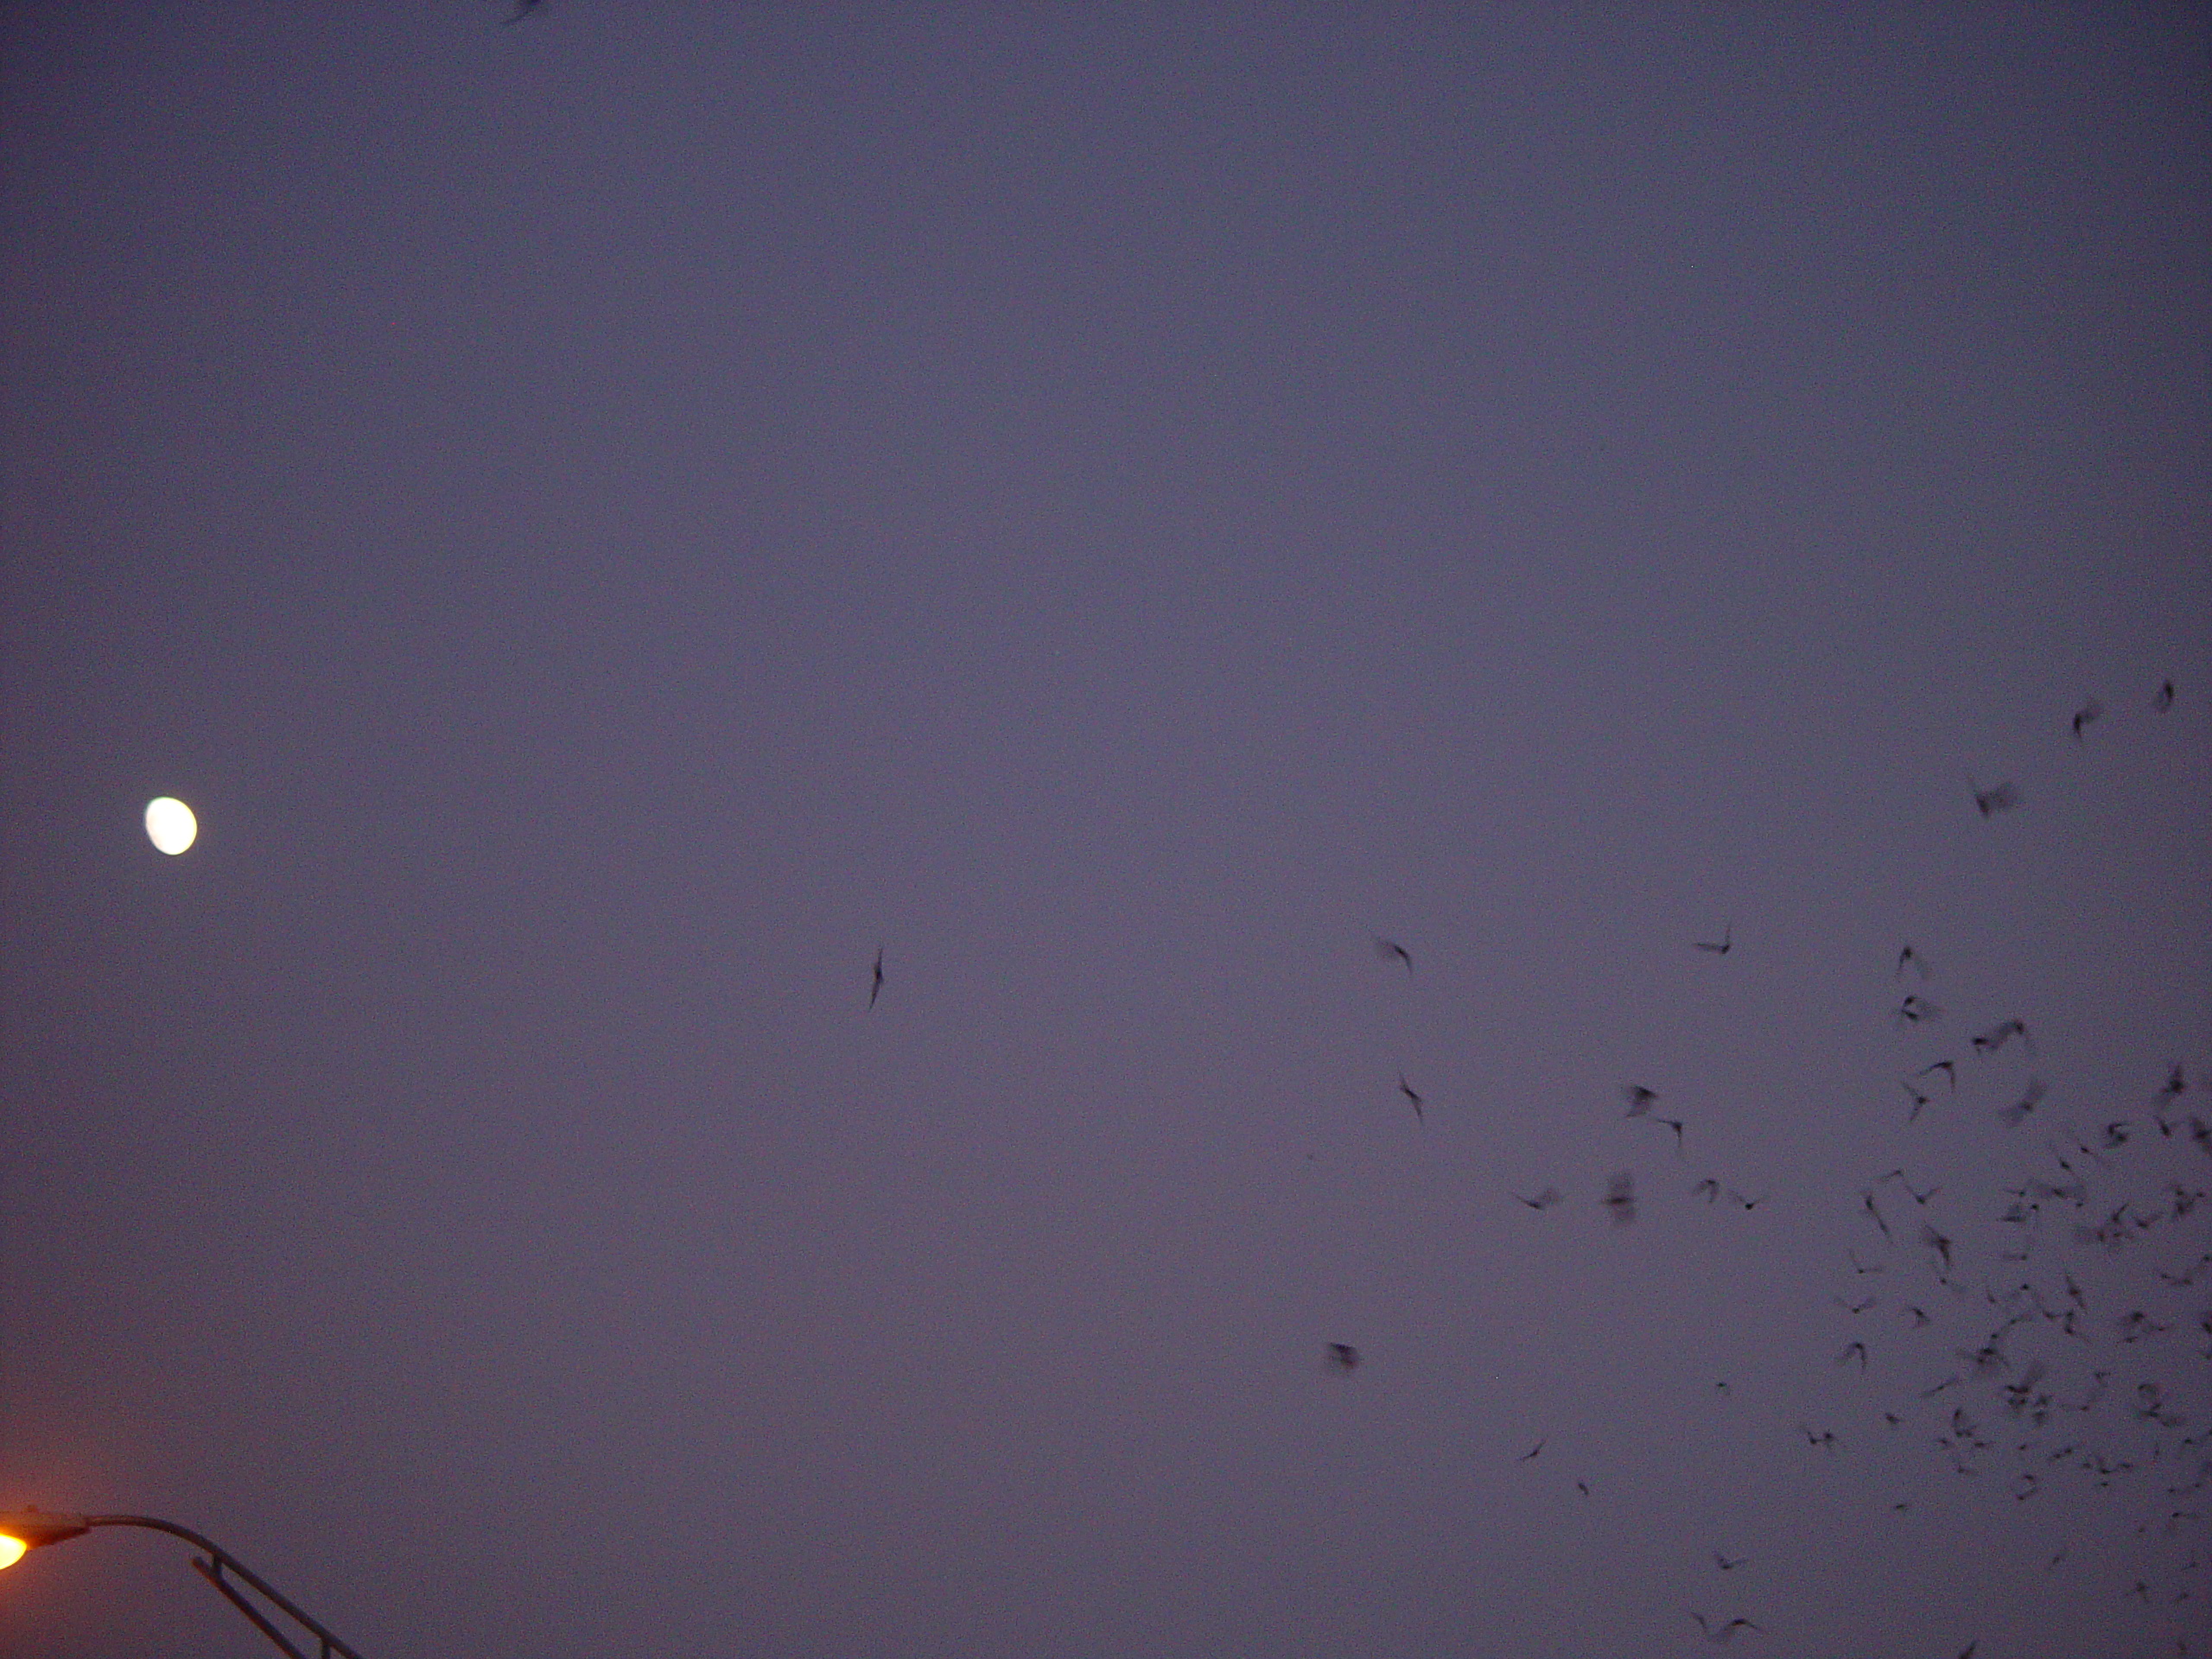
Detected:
[
  {"left": 1847, "top": 1249, "right": 1885, "bottom": 1275},
  {"left": 1919, "top": 1223, "right": 1955, "bottom": 1273},
  {"left": 1896, "top": 944, "right": 1929, "bottom": 979},
  {"left": 1969, "top": 777, "right": 2021, "bottom": 818},
  {"left": 1325, "top": 1342, "right": 1360, "bottom": 1373},
  {"left": 1713, "top": 1552, "right": 1749, "bottom": 1572},
  {"left": 1998, "top": 1079, "right": 2046, "bottom": 1128},
  {"left": 1372, "top": 937, "right": 1413, "bottom": 974},
  {"left": 1895, "top": 995, "right": 1942, "bottom": 1027},
  {"left": 1655, "top": 1116, "right": 1688, "bottom": 1156},
  {"left": 1692, "top": 1178, "right": 1721, "bottom": 1205},
  {"left": 2154, "top": 679, "right": 2176, "bottom": 712},
  {"left": 1389, "top": 1079, "right": 1424, "bottom": 1132},
  {"left": 1603, "top": 1172, "right": 1637, "bottom": 1227},
  {"left": 868, "top": 945, "right": 886, "bottom": 1008},
  {"left": 1514, "top": 1187, "right": 1565, "bottom": 1211},
  {"left": 503, "top": 0, "right": 546, "bottom": 19},
  {"left": 2070, "top": 698, "right": 2104, "bottom": 742},
  {"left": 1914, "top": 1059, "right": 1957, "bottom": 1092},
  {"left": 1836, "top": 1294, "right": 1878, "bottom": 1315},
  {"left": 1837, "top": 1340, "right": 1869, "bottom": 1370},
  {"left": 1622, "top": 1084, "right": 1659, "bottom": 1118},
  {"left": 1518, "top": 1438, "right": 1547, "bottom": 1462},
  {"left": 1726, "top": 1188, "right": 1764, "bottom": 1211},
  {"left": 1694, "top": 923, "right": 1732, "bottom": 956},
  {"left": 1902, "top": 1080, "right": 1934, "bottom": 1123},
  {"left": 1972, "top": 1018, "right": 2032, "bottom": 1057},
  {"left": 1861, "top": 1189, "right": 1893, "bottom": 1241}
]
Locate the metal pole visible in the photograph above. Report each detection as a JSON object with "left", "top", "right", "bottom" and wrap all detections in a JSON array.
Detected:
[{"left": 82, "top": 1516, "right": 365, "bottom": 1659}]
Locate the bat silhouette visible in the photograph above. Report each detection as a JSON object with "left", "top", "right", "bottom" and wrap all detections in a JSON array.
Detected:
[
  {"left": 1694, "top": 923, "right": 1732, "bottom": 955},
  {"left": 1395, "top": 1074, "right": 1426, "bottom": 1124},
  {"left": 2070, "top": 698, "right": 2103, "bottom": 742},
  {"left": 1997, "top": 1079, "right": 2046, "bottom": 1128},
  {"left": 1325, "top": 1342, "right": 1360, "bottom": 1373},
  {"left": 868, "top": 945, "right": 886, "bottom": 1009},
  {"left": 1969, "top": 776, "right": 2021, "bottom": 817},
  {"left": 1372, "top": 937, "right": 1413, "bottom": 974},
  {"left": 1689, "top": 1612, "right": 1764, "bottom": 1643},
  {"left": 1514, "top": 1187, "right": 1565, "bottom": 1211},
  {"left": 1603, "top": 1172, "right": 1637, "bottom": 1227},
  {"left": 1622, "top": 1084, "right": 1659, "bottom": 1118},
  {"left": 2154, "top": 679, "right": 2176, "bottom": 712}
]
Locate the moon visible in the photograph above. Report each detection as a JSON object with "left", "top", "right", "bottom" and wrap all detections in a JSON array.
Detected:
[{"left": 144, "top": 797, "right": 198, "bottom": 855}]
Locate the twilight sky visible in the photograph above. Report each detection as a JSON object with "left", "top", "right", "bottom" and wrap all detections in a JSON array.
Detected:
[{"left": 3, "top": 5, "right": 2209, "bottom": 1656}]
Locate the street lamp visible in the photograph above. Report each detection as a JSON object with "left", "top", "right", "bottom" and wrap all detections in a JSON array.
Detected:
[{"left": 0, "top": 1508, "right": 365, "bottom": 1659}]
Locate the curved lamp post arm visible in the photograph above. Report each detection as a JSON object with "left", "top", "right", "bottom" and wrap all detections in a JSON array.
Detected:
[{"left": 0, "top": 1510, "right": 365, "bottom": 1659}]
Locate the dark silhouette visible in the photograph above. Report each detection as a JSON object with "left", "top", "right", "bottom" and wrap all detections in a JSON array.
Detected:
[
  {"left": 1603, "top": 1172, "right": 1637, "bottom": 1227},
  {"left": 2070, "top": 698, "right": 2103, "bottom": 742},
  {"left": 1325, "top": 1342, "right": 1360, "bottom": 1373},
  {"left": 1690, "top": 1613, "right": 1764, "bottom": 1643},
  {"left": 1694, "top": 923, "right": 1732, "bottom": 955},
  {"left": 1514, "top": 1187, "right": 1565, "bottom": 1211},
  {"left": 1969, "top": 777, "right": 2021, "bottom": 818},
  {"left": 1396, "top": 1073, "right": 1425, "bottom": 1124},
  {"left": 1998, "top": 1079, "right": 2046, "bottom": 1128},
  {"left": 1622, "top": 1084, "right": 1659, "bottom": 1118},
  {"left": 1896, "top": 944, "right": 1929, "bottom": 979},
  {"left": 868, "top": 945, "right": 886, "bottom": 1009},
  {"left": 1372, "top": 937, "right": 1413, "bottom": 974},
  {"left": 2154, "top": 679, "right": 2176, "bottom": 712}
]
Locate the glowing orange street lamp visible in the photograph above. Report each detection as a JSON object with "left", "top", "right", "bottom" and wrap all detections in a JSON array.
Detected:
[{"left": 0, "top": 1508, "right": 365, "bottom": 1658}]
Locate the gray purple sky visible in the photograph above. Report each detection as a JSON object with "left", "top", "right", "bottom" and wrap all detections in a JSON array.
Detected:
[{"left": 3, "top": 5, "right": 2209, "bottom": 1656}]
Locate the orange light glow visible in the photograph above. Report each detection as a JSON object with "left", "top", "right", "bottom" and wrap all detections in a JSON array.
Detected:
[{"left": 0, "top": 1535, "right": 29, "bottom": 1569}]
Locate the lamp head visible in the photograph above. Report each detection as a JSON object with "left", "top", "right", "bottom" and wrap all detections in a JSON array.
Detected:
[{"left": 0, "top": 1509, "right": 92, "bottom": 1567}]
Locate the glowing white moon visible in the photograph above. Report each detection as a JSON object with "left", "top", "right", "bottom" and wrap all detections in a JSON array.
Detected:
[{"left": 144, "top": 797, "right": 198, "bottom": 855}]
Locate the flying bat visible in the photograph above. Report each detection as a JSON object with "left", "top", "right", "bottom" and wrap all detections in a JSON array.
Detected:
[
  {"left": 1396, "top": 1074, "right": 1425, "bottom": 1124},
  {"left": 1372, "top": 937, "right": 1413, "bottom": 974},
  {"left": 1896, "top": 944, "right": 1929, "bottom": 979},
  {"left": 1694, "top": 923, "right": 1732, "bottom": 955},
  {"left": 868, "top": 945, "right": 886, "bottom": 1008},
  {"left": 1325, "top": 1342, "right": 1360, "bottom": 1373},
  {"left": 2154, "top": 679, "right": 2176, "bottom": 712},
  {"left": 2070, "top": 698, "right": 2103, "bottom": 742},
  {"left": 1622, "top": 1084, "right": 1659, "bottom": 1118},
  {"left": 1969, "top": 776, "right": 2021, "bottom": 817},
  {"left": 1603, "top": 1172, "right": 1637, "bottom": 1227},
  {"left": 1514, "top": 1187, "right": 1565, "bottom": 1211},
  {"left": 1998, "top": 1079, "right": 2046, "bottom": 1128},
  {"left": 1690, "top": 1612, "right": 1764, "bottom": 1644}
]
